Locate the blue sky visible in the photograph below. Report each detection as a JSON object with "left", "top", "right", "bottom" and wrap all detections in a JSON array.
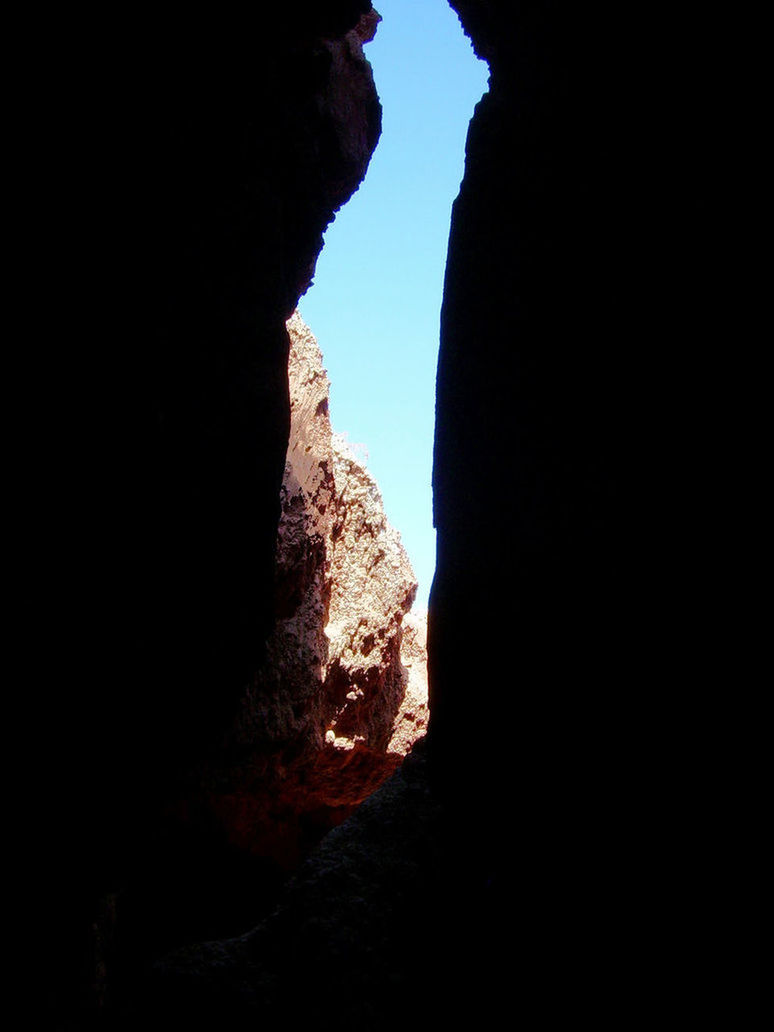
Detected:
[{"left": 298, "top": 0, "right": 489, "bottom": 610}]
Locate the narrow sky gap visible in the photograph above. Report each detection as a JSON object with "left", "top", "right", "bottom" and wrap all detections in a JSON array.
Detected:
[{"left": 299, "top": 0, "right": 488, "bottom": 611}]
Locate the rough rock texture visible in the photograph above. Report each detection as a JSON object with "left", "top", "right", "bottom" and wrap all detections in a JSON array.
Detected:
[
  {"left": 274, "top": 311, "right": 425, "bottom": 765},
  {"left": 263, "top": 310, "right": 422, "bottom": 757},
  {"left": 200, "top": 312, "right": 427, "bottom": 869},
  {"left": 387, "top": 610, "right": 429, "bottom": 756},
  {"left": 270, "top": 307, "right": 431, "bottom": 759},
  {"left": 325, "top": 428, "right": 418, "bottom": 752}
]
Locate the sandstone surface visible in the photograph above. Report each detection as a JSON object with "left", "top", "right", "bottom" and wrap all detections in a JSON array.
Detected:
[
  {"left": 275, "top": 310, "right": 427, "bottom": 764},
  {"left": 205, "top": 311, "right": 428, "bottom": 867}
]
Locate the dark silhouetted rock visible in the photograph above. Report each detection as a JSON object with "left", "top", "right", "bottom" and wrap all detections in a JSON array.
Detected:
[{"left": 33, "top": 4, "right": 382, "bottom": 1025}]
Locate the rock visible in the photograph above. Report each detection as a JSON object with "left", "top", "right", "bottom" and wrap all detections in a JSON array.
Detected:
[
  {"left": 388, "top": 610, "right": 429, "bottom": 757},
  {"left": 325, "top": 425, "right": 419, "bottom": 752},
  {"left": 146, "top": 742, "right": 496, "bottom": 1032},
  {"left": 33, "top": 6, "right": 385, "bottom": 1024},
  {"left": 72, "top": 1, "right": 736, "bottom": 1026},
  {"left": 205, "top": 312, "right": 428, "bottom": 868}
]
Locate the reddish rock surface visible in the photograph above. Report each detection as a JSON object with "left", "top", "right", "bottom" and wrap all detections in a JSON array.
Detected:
[{"left": 204, "top": 312, "right": 428, "bottom": 867}]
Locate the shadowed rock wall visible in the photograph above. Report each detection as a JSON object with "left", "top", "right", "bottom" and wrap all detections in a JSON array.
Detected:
[
  {"left": 428, "top": 0, "right": 732, "bottom": 1012},
  {"left": 33, "top": 4, "right": 382, "bottom": 1025},
  {"left": 28, "top": 0, "right": 735, "bottom": 1026},
  {"left": 431, "top": 1, "right": 634, "bottom": 802}
]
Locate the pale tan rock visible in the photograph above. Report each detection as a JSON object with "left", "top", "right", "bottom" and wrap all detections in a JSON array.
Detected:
[
  {"left": 324, "top": 429, "right": 419, "bottom": 752},
  {"left": 279, "top": 310, "right": 427, "bottom": 758},
  {"left": 389, "top": 610, "right": 430, "bottom": 756}
]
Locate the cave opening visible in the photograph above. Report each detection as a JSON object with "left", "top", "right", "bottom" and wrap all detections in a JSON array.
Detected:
[
  {"left": 241, "top": 0, "right": 491, "bottom": 888},
  {"left": 38, "top": 1, "right": 728, "bottom": 1024},
  {"left": 40, "top": 5, "right": 499, "bottom": 1026},
  {"left": 130, "top": 1, "right": 493, "bottom": 959},
  {"left": 263, "top": 0, "right": 491, "bottom": 858},
  {"left": 298, "top": 0, "right": 489, "bottom": 613}
]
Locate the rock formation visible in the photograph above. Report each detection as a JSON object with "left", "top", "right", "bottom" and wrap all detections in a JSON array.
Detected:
[
  {"left": 270, "top": 312, "right": 428, "bottom": 764},
  {"left": 32, "top": 4, "right": 386, "bottom": 1025},
  {"left": 140, "top": 2, "right": 734, "bottom": 1028},
  {"left": 204, "top": 312, "right": 427, "bottom": 868},
  {"left": 31, "top": 0, "right": 735, "bottom": 1027}
]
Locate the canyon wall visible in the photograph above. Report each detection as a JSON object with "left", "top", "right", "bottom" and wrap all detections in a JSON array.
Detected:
[
  {"left": 30, "top": 0, "right": 733, "bottom": 1026},
  {"left": 427, "top": 0, "right": 730, "bottom": 1017},
  {"left": 254, "top": 312, "right": 423, "bottom": 762},
  {"left": 202, "top": 312, "right": 427, "bottom": 868},
  {"left": 34, "top": 4, "right": 385, "bottom": 1025}
]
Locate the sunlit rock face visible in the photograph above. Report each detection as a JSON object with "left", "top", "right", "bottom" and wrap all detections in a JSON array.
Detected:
[
  {"left": 325, "top": 423, "right": 421, "bottom": 753},
  {"left": 209, "top": 312, "right": 427, "bottom": 867},
  {"left": 387, "top": 610, "right": 429, "bottom": 756}
]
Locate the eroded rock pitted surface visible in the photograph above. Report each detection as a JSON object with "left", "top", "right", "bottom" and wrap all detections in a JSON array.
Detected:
[
  {"left": 205, "top": 312, "right": 428, "bottom": 867},
  {"left": 325, "top": 426, "right": 420, "bottom": 752}
]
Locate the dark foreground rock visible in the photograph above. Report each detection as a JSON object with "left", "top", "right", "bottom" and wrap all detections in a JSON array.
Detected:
[
  {"left": 122, "top": 741, "right": 503, "bottom": 1032},
  {"left": 31, "top": 4, "right": 384, "bottom": 1025},
  {"left": 28, "top": 0, "right": 742, "bottom": 1025}
]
